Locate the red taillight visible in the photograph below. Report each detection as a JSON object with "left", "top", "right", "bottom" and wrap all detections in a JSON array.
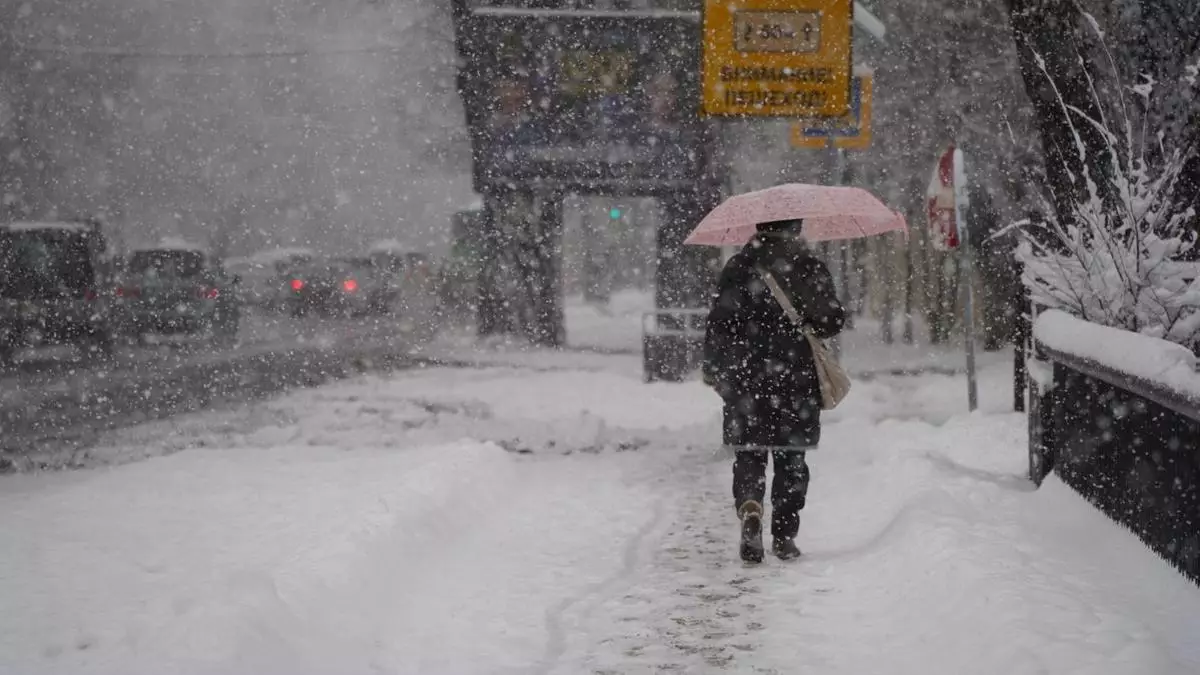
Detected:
[
  {"left": 199, "top": 287, "right": 219, "bottom": 300},
  {"left": 84, "top": 289, "right": 98, "bottom": 301},
  {"left": 116, "top": 286, "right": 140, "bottom": 298},
  {"left": 291, "top": 279, "right": 305, "bottom": 291},
  {"left": 342, "top": 279, "right": 358, "bottom": 292}
]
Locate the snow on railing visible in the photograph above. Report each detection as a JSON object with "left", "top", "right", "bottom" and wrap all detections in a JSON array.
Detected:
[{"left": 1034, "top": 310, "right": 1200, "bottom": 415}]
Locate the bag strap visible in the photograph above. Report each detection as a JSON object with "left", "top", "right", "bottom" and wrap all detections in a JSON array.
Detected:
[{"left": 753, "top": 265, "right": 814, "bottom": 338}]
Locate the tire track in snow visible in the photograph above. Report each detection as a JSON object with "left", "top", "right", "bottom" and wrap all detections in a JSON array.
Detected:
[{"left": 536, "top": 490, "right": 670, "bottom": 675}]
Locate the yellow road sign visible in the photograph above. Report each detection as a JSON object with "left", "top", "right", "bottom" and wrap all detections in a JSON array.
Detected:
[
  {"left": 702, "top": 0, "right": 853, "bottom": 118},
  {"left": 790, "top": 71, "right": 873, "bottom": 149}
]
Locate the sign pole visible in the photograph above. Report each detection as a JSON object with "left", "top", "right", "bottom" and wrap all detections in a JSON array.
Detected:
[
  {"left": 830, "top": 138, "right": 844, "bottom": 363},
  {"left": 952, "top": 148, "right": 978, "bottom": 412}
]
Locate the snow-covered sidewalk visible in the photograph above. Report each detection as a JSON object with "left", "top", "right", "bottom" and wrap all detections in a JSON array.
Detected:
[{"left": 2, "top": 338, "right": 1198, "bottom": 674}]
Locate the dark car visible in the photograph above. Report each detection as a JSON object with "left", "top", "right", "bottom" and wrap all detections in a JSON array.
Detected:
[
  {"left": 113, "top": 245, "right": 240, "bottom": 345},
  {"left": 0, "top": 220, "right": 116, "bottom": 365},
  {"left": 286, "top": 257, "right": 378, "bottom": 317},
  {"left": 251, "top": 248, "right": 315, "bottom": 313},
  {"left": 368, "top": 247, "right": 435, "bottom": 314}
]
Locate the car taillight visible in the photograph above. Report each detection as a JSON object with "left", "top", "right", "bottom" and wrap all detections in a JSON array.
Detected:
[
  {"left": 198, "top": 287, "right": 219, "bottom": 300},
  {"left": 342, "top": 279, "right": 358, "bottom": 292},
  {"left": 84, "top": 289, "right": 98, "bottom": 301},
  {"left": 291, "top": 279, "right": 305, "bottom": 291},
  {"left": 115, "top": 286, "right": 140, "bottom": 298}
]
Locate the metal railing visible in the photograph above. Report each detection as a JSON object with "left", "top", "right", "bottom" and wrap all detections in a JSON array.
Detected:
[
  {"left": 641, "top": 308, "right": 707, "bottom": 338},
  {"left": 641, "top": 308, "right": 707, "bottom": 382},
  {"left": 1029, "top": 330, "right": 1200, "bottom": 585}
]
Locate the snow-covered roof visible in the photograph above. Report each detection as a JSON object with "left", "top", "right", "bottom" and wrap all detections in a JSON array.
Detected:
[{"left": 1, "top": 221, "right": 94, "bottom": 233}]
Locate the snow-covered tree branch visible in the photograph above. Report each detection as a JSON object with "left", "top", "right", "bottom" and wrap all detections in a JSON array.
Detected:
[{"left": 1016, "top": 35, "right": 1200, "bottom": 350}]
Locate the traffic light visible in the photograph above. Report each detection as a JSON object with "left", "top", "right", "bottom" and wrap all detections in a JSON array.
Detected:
[{"left": 609, "top": 206, "right": 623, "bottom": 220}]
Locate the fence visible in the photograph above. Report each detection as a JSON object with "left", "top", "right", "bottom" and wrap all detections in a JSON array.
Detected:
[
  {"left": 1027, "top": 313, "right": 1200, "bottom": 584},
  {"left": 641, "top": 309, "right": 707, "bottom": 382}
]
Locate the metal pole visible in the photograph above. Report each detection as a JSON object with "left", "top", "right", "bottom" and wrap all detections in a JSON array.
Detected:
[
  {"left": 829, "top": 139, "right": 843, "bottom": 362},
  {"left": 952, "top": 148, "right": 978, "bottom": 412},
  {"left": 840, "top": 235, "right": 853, "bottom": 330},
  {"left": 880, "top": 235, "right": 894, "bottom": 344},
  {"left": 903, "top": 228, "right": 915, "bottom": 344}
]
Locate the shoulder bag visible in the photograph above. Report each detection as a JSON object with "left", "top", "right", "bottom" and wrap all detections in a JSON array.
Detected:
[{"left": 754, "top": 265, "right": 851, "bottom": 410}]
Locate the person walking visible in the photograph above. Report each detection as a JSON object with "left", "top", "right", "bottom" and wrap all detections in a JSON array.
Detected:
[{"left": 702, "top": 219, "right": 846, "bottom": 563}]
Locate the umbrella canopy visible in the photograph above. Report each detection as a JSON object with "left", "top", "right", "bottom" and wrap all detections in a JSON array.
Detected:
[{"left": 684, "top": 183, "right": 907, "bottom": 246}]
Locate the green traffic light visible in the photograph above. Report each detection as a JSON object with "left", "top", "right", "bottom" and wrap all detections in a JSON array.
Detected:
[{"left": 609, "top": 207, "right": 622, "bottom": 219}]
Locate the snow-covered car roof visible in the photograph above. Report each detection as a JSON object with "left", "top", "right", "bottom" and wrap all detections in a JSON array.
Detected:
[
  {"left": 0, "top": 221, "right": 95, "bottom": 233},
  {"left": 225, "top": 256, "right": 266, "bottom": 270},
  {"left": 129, "top": 238, "right": 208, "bottom": 254},
  {"left": 367, "top": 240, "right": 412, "bottom": 254},
  {"left": 250, "top": 246, "right": 316, "bottom": 264}
]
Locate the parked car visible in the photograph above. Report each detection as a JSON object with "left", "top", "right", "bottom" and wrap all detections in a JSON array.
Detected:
[
  {"left": 113, "top": 243, "right": 240, "bottom": 345},
  {"left": 285, "top": 257, "right": 379, "bottom": 317},
  {"left": 367, "top": 249, "right": 404, "bottom": 311},
  {"left": 224, "top": 257, "right": 275, "bottom": 308},
  {"left": 368, "top": 243, "right": 436, "bottom": 314},
  {"left": 0, "top": 220, "right": 117, "bottom": 365},
  {"left": 250, "top": 247, "right": 315, "bottom": 312}
]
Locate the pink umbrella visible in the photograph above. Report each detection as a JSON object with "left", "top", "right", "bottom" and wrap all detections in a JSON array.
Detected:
[{"left": 684, "top": 183, "right": 908, "bottom": 246}]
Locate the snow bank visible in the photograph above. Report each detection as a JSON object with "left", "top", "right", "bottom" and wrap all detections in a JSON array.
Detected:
[
  {"left": 0, "top": 440, "right": 514, "bottom": 674},
  {"left": 0, "top": 363, "right": 674, "bottom": 675},
  {"left": 271, "top": 365, "right": 721, "bottom": 453},
  {"left": 778, "top": 412, "right": 1200, "bottom": 675},
  {"left": 1035, "top": 309, "right": 1200, "bottom": 401},
  {"left": 230, "top": 451, "right": 662, "bottom": 675}
]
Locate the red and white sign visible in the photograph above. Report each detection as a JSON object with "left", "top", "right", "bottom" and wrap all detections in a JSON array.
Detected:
[{"left": 927, "top": 143, "right": 958, "bottom": 249}]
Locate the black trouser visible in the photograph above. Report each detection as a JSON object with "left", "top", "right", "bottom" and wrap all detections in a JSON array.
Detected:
[{"left": 732, "top": 449, "right": 810, "bottom": 540}]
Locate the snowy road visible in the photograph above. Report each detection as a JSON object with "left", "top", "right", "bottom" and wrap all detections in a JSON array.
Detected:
[
  {"left": 0, "top": 309, "right": 436, "bottom": 470},
  {"left": 2, "top": 340, "right": 1198, "bottom": 674}
]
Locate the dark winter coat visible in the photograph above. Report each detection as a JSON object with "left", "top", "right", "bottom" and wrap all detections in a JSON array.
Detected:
[{"left": 703, "top": 234, "right": 846, "bottom": 449}]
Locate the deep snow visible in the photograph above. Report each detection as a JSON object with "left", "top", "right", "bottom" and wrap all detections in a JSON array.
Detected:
[{"left": 2, "top": 305, "right": 1198, "bottom": 674}]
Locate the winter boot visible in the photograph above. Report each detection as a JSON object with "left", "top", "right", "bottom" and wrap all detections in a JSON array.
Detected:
[
  {"left": 772, "top": 537, "right": 802, "bottom": 561},
  {"left": 738, "top": 501, "right": 764, "bottom": 564}
]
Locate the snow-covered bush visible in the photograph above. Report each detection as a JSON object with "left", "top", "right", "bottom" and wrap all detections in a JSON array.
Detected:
[
  {"left": 1014, "top": 33, "right": 1200, "bottom": 350},
  {"left": 1016, "top": 152, "right": 1200, "bottom": 346}
]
